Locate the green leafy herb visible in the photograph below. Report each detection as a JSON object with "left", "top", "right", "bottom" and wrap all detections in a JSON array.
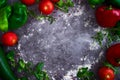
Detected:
[
  {"left": 18, "top": 77, "right": 28, "bottom": 80},
  {"left": 34, "top": 62, "right": 50, "bottom": 80},
  {"left": 7, "top": 51, "right": 16, "bottom": 67},
  {"left": 7, "top": 51, "right": 15, "bottom": 62},
  {"left": 56, "top": 0, "right": 74, "bottom": 13},
  {"left": 17, "top": 59, "right": 26, "bottom": 72},
  {"left": 27, "top": 9, "right": 55, "bottom": 24},
  {"left": 77, "top": 67, "right": 94, "bottom": 80},
  {"left": 7, "top": 51, "right": 49, "bottom": 80},
  {"left": 92, "top": 31, "right": 105, "bottom": 46},
  {"left": 93, "top": 26, "right": 120, "bottom": 48},
  {"left": 35, "top": 62, "right": 44, "bottom": 72}
]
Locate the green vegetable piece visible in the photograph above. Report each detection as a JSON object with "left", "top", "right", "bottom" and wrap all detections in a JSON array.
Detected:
[
  {"left": 77, "top": 67, "right": 94, "bottom": 80},
  {"left": 34, "top": 62, "right": 50, "bottom": 80},
  {"left": 0, "top": 0, "right": 7, "bottom": 8},
  {"left": 9, "top": 3, "right": 28, "bottom": 30},
  {"left": 19, "top": 59, "right": 26, "bottom": 69},
  {"left": 114, "top": 21, "right": 120, "bottom": 35},
  {"left": 7, "top": 51, "right": 15, "bottom": 62},
  {"left": 0, "top": 47, "right": 17, "bottom": 80},
  {"left": 20, "top": 77, "right": 28, "bottom": 80},
  {"left": 36, "top": 62, "right": 44, "bottom": 72},
  {"left": 109, "top": 0, "right": 120, "bottom": 8},
  {"left": 88, "top": 0, "right": 105, "bottom": 6},
  {"left": 57, "top": 0, "right": 64, "bottom": 7},
  {"left": 66, "top": 0, "right": 74, "bottom": 7},
  {"left": 0, "top": 6, "right": 11, "bottom": 32}
]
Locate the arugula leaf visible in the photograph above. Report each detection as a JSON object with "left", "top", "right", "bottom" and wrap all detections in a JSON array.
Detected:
[{"left": 77, "top": 67, "right": 94, "bottom": 80}]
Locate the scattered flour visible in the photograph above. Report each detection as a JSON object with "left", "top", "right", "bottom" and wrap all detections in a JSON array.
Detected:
[{"left": 62, "top": 64, "right": 92, "bottom": 80}]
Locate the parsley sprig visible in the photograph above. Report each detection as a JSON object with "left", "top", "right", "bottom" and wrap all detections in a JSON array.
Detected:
[
  {"left": 55, "top": 0, "right": 74, "bottom": 13},
  {"left": 77, "top": 67, "right": 94, "bottom": 80},
  {"left": 93, "top": 22, "right": 120, "bottom": 48},
  {"left": 7, "top": 51, "right": 49, "bottom": 80}
]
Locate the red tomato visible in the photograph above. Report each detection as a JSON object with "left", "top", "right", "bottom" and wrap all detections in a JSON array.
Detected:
[
  {"left": 1, "top": 32, "right": 18, "bottom": 46},
  {"left": 51, "top": 0, "right": 60, "bottom": 3},
  {"left": 39, "top": 0, "right": 54, "bottom": 15},
  {"left": 98, "top": 67, "right": 115, "bottom": 80},
  {"left": 106, "top": 43, "right": 120, "bottom": 66},
  {"left": 21, "top": 0, "right": 35, "bottom": 6},
  {"left": 95, "top": 6, "right": 120, "bottom": 28}
]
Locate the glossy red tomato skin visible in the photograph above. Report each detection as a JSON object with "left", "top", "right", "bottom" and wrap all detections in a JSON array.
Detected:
[
  {"left": 98, "top": 67, "right": 115, "bottom": 80},
  {"left": 1, "top": 32, "right": 18, "bottom": 46},
  {"left": 95, "top": 6, "right": 120, "bottom": 28},
  {"left": 51, "top": 0, "right": 60, "bottom": 3},
  {"left": 39, "top": 0, "right": 54, "bottom": 15},
  {"left": 21, "top": 0, "right": 35, "bottom": 6},
  {"left": 106, "top": 43, "right": 120, "bottom": 66}
]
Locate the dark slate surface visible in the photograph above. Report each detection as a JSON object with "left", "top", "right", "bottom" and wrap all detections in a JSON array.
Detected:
[{"left": 4, "top": 0, "right": 120, "bottom": 80}]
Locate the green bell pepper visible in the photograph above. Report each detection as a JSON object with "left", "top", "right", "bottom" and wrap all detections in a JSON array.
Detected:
[
  {"left": 88, "top": 0, "right": 105, "bottom": 6},
  {"left": 0, "top": 0, "right": 7, "bottom": 8},
  {"left": 109, "top": 0, "right": 120, "bottom": 8},
  {"left": 0, "top": 47, "right": 17, "bottom": 80},
  {"left": 8, "top": 3, "right": 28, "bottom": 30},
  {"left": 0, "top": 6, "right": 11, "bottom": 32}
]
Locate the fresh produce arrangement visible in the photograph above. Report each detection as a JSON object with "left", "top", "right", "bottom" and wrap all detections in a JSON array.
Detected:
[
  {"left": 0, "top": 0, "right": 120, "bottom": 80},
  {"left": 0, "top": 0, "right": 74, "bottom": 80},
  {"left": 76, "top": 0, "right": 120, "bottom": 80}
]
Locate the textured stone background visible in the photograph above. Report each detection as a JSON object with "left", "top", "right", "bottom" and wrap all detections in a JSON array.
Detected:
[{"left": 4, "top": 0, "right": 120, "bottom": 80}]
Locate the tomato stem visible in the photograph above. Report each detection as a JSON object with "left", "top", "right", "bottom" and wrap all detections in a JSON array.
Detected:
[{"left": 106, "top": 5, "right": 113, "bottom": 10}]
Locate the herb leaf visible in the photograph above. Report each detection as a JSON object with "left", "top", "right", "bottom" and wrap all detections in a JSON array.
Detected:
[
  {"left": 34, "top": 62, "right": 50, "bottom": 80},
  {"left": 7, "top": 51, "right": 16, "bottom": 67},
  {"left": 77, "top": 67, "right": 94, "bottom": 80}
]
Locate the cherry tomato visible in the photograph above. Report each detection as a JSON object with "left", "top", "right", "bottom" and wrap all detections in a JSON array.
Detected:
[
  {"left": 98, "top": 67, "right": 115, "bottom": 80},
  {"left": 1, "top": 32, "right": 18, "bottom": 46},
  {"left": 39, "top": 0, "right": 54, "bottom": 15},
  {"left": 95, "top": 6, "right": 120, "bottom": 28},
  {"left": 106, "top": 43, "right": 120, "bottom": 66},
  {"left": 51, "top": 0, "right": 60, "bottom": 3},
  {"left": 21, "top": 0, "right": 35, "bottom": 6}
]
